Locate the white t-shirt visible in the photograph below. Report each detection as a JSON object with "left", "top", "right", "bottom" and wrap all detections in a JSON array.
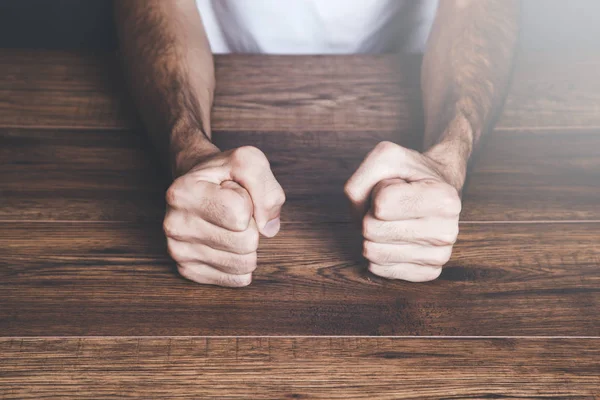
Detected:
[{"left": 196, "top": 0, "right": 438, "bottom": 54}]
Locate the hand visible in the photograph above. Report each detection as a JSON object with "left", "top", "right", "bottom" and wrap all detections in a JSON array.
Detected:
[
  {"left": 344, "top": 141, "right": 464, "bottom": 282},
  {"left": 164, "top": 146, "right": 285, "bottom": 287}
]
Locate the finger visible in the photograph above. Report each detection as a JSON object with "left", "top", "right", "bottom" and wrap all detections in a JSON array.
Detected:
[
  {"left": 371, "top": 179, "right": 461, "bottom": 221},
  {"left": 166, "top": 178, "right": 253, "bottom": 232},
  {"left": 368, "top": 262, "right": 442, "bottom": 282},
  {"left": 344, "top": 142, "right": 418, "bottom": 217},
  {"left": 363, "top": 241, "right": 453, "bottom": 266},
  {"left": 228, "top": 147, "right": 286, "bottom": 237},
  {"left": 219, "top": 180, "right": 255, "bottom": 230},
  {"left": 164, "top": 211, "right": 259, "bottom": 254},
  {"left": 362, "top": 212, "right": 459, "bottom": 246},
  {"left": 176, "top": 147, "right": 285, "bottom": 236},
  {"left": 177, "top": 262, "right": 252, "bottom": 287},
  {"left": 167, "top": 238, "right": 257, "bottom": 275}
]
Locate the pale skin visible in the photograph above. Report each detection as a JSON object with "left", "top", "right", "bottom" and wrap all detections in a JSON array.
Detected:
[{"left": 114, "top": 0, "right": 519, "bottom": 286}]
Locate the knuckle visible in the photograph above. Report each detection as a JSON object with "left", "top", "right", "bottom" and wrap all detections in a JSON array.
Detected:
[
  {"left": 372, "top": 186, "right": 394, "bottom": 220},
  {"left": 361, "top": 217, "right": 372, "bottom": 239},
  {"left": 444, "top": 224, "right": 460, "bottom": 245},
  {"left": 273, "top": 190, "right": 287, "bottom": 208},
  {"left": 452, "top": 223, "right": 460, "bottom": 241},
  {"left": 343, "top": 181, "right": 360, "bottom": 204},
  {"left": 166, "top": 239, "right": 183, "bottom": 261},
  {"left": 219, "top": 273, "right": 252, "bottom": 288},
  {"left": 369, "top": 263, "right": 442, "bottom": 282},
  {"left": 163, "top": 215, "right": 180, "bottom": 239},
  {"left": 371, "top": 141, "right": 411, "bottom": 163},
  {"left": 434, "top": 234, "right": 455, "bottom": 247},
  {"left": 222, "top": 191, "right": 253, "bottom": 230},
  {"left": 415, "top": 267, "right": 443, "bottom": 282},
  {"left": 439, "top": 185, "right": 462, "bottom": 216},
  {"left": 232, "top": 146, "right": 269, "bottom": 169},
  {"left": 379, "top": 251, "right": 393, "bottom": 265},
  {"left": 367, "top": 262, "right": 380, "bottom": 276},
  {"left": 165, "top": 179, "right": 185, "bottom": 207},
  {"left": 249, "top": 228, "right": 260, "bottom": 249},
  {"left": 441, "top": 246, "right": 454, "bottom": 264},
  {"left": 264, "top": 189, "right": 286, "bottom": 211},
  {"left": 429, "top": 223, "right": 458, "bottom": 246},
  {"left": 225, "top": 252, "right": 258, "bottom": 275},
  {"left": 239, "top": 228, "right": 260, "bottom": 254},
  {"left": 362, "top": 215, "right": 384, "bottom": 241},
  {"left": 363, "top": 241, "right": 389, "bottom": 265},
  {"left": 373, "top": 141, "right": 398, "bottom": 157},
  {"left": 368, "top": 263, "right": 393, "bottom": 279},
  {"left": 176, "top": 264, "right": 195, "bottom": 282},
  {"left": 230, "top": 217, "right": 251, "bottom": 233},
  {"left": 424, "top": 267, "right": 443, "bottom": 281},
  {"left": 362, "top": 240, "right": 374, "bottom": 261},
  {"left": 431, "top": 246, "right": 453, "bottom": 266},
  {"left": 237, "top": 252, "right": 258, "bottom": 274}
]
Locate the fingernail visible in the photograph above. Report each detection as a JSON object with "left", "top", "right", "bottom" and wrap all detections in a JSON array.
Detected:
[{"left": 262, "top": 217, "right": 281, "bottom": 238}]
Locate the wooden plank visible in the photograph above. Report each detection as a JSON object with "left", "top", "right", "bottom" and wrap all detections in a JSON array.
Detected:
[
  {"left": 0, "top": 50, "right": 414, "bottom": 132},
  {"left": 497, "top": 51, "right": 600, "bottom": 130},
  {"left": 1, "top": 50, "right": 600, "bottom": 131},
  {"left": 2, "top": 127, "right": 599, "bottom": 223},
  {"left": 0, "top": 128, "right": 168, "bottom": 222},
  {"left": 463, "top": 128, "right": 600, "bottom": 221},
  {"left": 1, "top": 338, "right": 598, "bottom": 399},
  {"left": 0, "top": 51, "right": 137, "bottom": 130},
  {"left": 0, "top": 127, "right": 406, "bottom": 224},
  {"left": 1, "top": 221, "right": 598, "bottom": 336}
]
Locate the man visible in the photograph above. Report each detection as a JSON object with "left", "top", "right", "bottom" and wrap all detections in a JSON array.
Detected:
[{"left": 114, "top": 0, "right": 520, "bottom": 287}]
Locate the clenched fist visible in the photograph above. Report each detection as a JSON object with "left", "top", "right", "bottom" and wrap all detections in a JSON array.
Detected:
[
  {"left": 345, "top": 141, "right": 463, "bottom": 282},
  {"left": 164, "top": 146, "right": 285, "bottom": 287}
]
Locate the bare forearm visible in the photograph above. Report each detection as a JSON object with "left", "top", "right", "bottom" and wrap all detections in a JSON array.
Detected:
[
  {"left": 421, "top": 0, "right": 520, "bottom": 187},
  {"left": 114, "top": 0, "right": 218, "bottom": 177}
]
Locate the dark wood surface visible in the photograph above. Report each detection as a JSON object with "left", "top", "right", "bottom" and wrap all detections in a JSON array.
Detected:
[
  {"left": 2, "top": 127, "right": 600, "bottom": 223},
  {"left": 3, "top": 50, "right": 600, "bottom": 132},
  {"left": 1, "top": 338, "right": 599, "bottom": 399},
  {"left": 1, "top": 221, "right": 599, "bottom": 336},
  {"left": 0, "top": 50, "right": 599, "bottom": 395}
]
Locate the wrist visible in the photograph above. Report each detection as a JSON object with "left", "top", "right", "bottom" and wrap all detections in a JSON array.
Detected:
[
  {"left": 424, "top": 115, "right": 474, "bottom": 192},
  {"left": 170, "top": 128, "right": 220, "bottom": 178},
  {"left": 426, "top": 143, "right": 468, "bottom": 192}
]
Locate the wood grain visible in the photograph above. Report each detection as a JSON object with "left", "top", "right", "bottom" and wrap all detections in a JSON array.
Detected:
[
  {"left": 2, "top": 127, "right": 599, "bottom": 223},
  {"left": 1, "top": 221, "right": 598, "bottom": 336},
  {"left": 1, "top": 338, "right": 598, "bottom": 399},
  {"left": 1, "top": 49, "right": 598, "bottom": 395},
  {"left": 463, "top": 128, "right": 600, "bottom": 221},
  {"left": 0, "top": 51, "right": 137, "bottom": 130},
  {"left": 0, "top": 50, "right": 413, "bottom": 132},
  {"left": 2, "top": 50, "right": 600, "bottom": 132},
  {"left": 498, "top": 51, "right": 600, "bottom": 130}
]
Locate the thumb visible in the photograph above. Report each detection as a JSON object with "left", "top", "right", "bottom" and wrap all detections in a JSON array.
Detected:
[
  {"left": 344, "top": 142, "right": 420, "bottom": 218},
  {"left": 227, "top": 147, "right": 286, "bottom": 237}
]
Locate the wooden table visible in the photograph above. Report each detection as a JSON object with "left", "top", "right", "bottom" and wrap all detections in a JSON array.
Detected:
[{"left": 0, "top": 50, "right": 599, "bottom": 398}]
